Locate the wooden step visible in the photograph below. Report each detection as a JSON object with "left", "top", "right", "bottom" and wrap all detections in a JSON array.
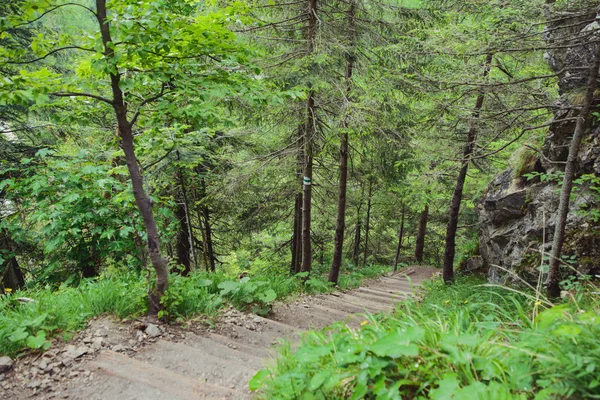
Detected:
[
  {"left": 337, "top": 292, "right": 394, "bottom": 311},
  {"left": 136, "top": 340, "right": 256, "bottom": 390},
  {"left": 203, "top": 332, "right": 272, "bottom": 358},
  {"left": 313, "top": 295, "right": 383, "bottom": 315},
  {"left": 348, "top": 290, "right": 405, "bottom": 306},
  {"left": 356, "top": 287, "right": 410, "bottom": 300},
  {"left": 84, "top": 350, "right": 246, "bottom": 399},
  {"left": 182, "top": 332, "right": 265, "bottom": 370}
]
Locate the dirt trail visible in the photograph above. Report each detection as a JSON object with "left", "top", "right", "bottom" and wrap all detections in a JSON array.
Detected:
[{"left": 7, "top": 266, "right": 437, "bottom": 399}]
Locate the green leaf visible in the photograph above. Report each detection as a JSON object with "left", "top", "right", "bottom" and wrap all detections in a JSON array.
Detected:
[
  {"left": 552, "top": 324, "right": 582, "bottom": 337},
  {"left": 309, "top": 370, "right": 330, "bottom": 391},
  {"left": 429, "top": 373, "right": 460, "bottom": 400},
  {"left": 258, "top": 289, "right": 277, "bottom": 303},
  {"left": 248, "top": 369, "right": 270, "bottom": 391},
  {"left": 370, "top": 332, "right": 419, "bottom": 358},
  {"left": 197, "top": 279, "right": 213, "bottom": 287},
  {"left": 0, "top": 179, "right": 14, "bottom": 191},
  {"left": 26, "top": 331, "right": 47, "bottom": 349},
  {"left": 218, "top": 281, "right": 239, "bottom": 295},
  {"left": 9, "top": 328, "right": 29, "bottom": 342}
]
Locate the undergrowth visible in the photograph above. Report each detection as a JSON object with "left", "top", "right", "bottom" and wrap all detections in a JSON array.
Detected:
[
  {"left": 250, "top": 277, "right": 600, "bottom": 399},
  {"left": 0, "top": 264, "right": 390, "bottom": 356}
]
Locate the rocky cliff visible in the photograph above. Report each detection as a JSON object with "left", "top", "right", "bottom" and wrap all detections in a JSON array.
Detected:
[{"left": 475, "top": 4, "right": 600, "bottom": 284}]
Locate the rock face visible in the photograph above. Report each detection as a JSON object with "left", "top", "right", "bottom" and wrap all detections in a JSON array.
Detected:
[{"left": 477, "top": 5, "right": 600, "bottom": 284}]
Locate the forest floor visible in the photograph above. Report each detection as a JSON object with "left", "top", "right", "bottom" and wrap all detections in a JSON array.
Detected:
[{"left": 3, "top": 266, "right": 438, "bottom": 399}]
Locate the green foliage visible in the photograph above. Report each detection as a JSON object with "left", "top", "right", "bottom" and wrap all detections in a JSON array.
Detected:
[
  {"left": 0, "top": 263, "right": 393, "bottom": 356},
  {"left": 159, "top": 272, "right": 281, "bottom": 319},
  {"left": 158, "top": 272, "right": 224, "bottom": 321},
  {"left": 252, "top": 277, "right": 600, "bottom": 399},
  {"left": 1, "top": 149, "right": 149, "bottom": 282},
  {"left": 0, "top": 272, "right": 147, "bottom": 355}
]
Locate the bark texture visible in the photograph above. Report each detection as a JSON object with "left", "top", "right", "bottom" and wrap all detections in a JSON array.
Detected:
[
  {"left": 97, "top": 0, "right": 169, "bottom": 315},
  {"left": 415, "top": 205, "right": 429, "bottom": 263},
  {"left": 362, "top": 181, "right": 373, "bottom": 266},
  {"left": 300, "top": 0, "right": 318, "bottom": 274},
  {"left": 393, "top": 204, "right": 406, "bottom": 271},
  {"left": 199, "top": 179, "right": 216, "bottom": 272},
  {"left": 329, "top": 0, "right": 355, "bottom": 284},
  {"left": 442, "top": 53, "right": 493, "bottom": 284},
  {"left": 175, "top": 201, "right": 191, "bottom": 276}
]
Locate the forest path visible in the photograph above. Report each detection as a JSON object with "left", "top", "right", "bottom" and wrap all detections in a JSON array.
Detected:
[{"left": 52, "top": 266, "right": 438, "bottom": 400}]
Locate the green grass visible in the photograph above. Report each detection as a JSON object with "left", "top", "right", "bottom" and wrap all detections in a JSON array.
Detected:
[
  {"left": 0, "top": 263, "right": 393, "bottom": 356},
  {"left": 250, "top": 277, "right": 600, "bottom": 399},
  {"left": 0, "top": 272, "right": 147, "bottom": 356}
]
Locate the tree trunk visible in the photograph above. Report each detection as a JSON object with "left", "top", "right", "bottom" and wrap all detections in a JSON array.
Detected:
[
  {"left": 328, "top": 0, "right": 355, "bottom": 285},
  {"left": 81, "top": 240, "right": 99, "bottom": 278},
  {"left": 300, "top": 0, "right": 318, "bottom": 275},
  {"left": 393, "top": 204, "right": 406, "bottom": 271},
  {"left": 329, "top": 130, "right": 349, "bottom": 283},
  {"left": 353, "top": 220, "right": 361, "bottom": 266},
  {"left": 301, "top": 144, "right": 313, "bottom": 274},
  {"left": 291, "top": 192, "right": 303, "bottom": 274},
  {"left": 1, "top": 230, "right": 25, "bottom": 290},
  {"left": 442, "top": 53, "right": 493, "bottom": 284},
  {"left": 547, "top": 44, "right": 600, "bottom": 299},
  {"left": 291, "top": 122, "right": 304, "bottom": 275},
  {"left": 415, "top": 205, "right": 429, "bottom": 263},
  {"left": 175, "top": 201, "right": 191, "bottom": 276},
  {"left": 177, "top": 151, "right": 197, "bottom": 271},
  {"left": 199, "top": 179, "right": 216, "bottom": 272},
  {"left": 362, "top": 181, "right": 373, "bottom": 267},
  {"left": 192, "top": 176, "right": 210, "bottom": 271},
  {"left": 202, "top": 207, "right": 216, "bottom": 272},
  {"left": 290, "top": 194, "right": 299, "bottom": 275},
  {"left": 97, "top": 0, "right": 168, "bottom": 315},
  {"left": 120, "top": 126, "right": 169, "bottom": 314}
]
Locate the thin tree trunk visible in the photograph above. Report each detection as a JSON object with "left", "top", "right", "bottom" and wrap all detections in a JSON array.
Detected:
[
  {"left": 290, "top": 194, "right": 300, "bottom": 275},
  {"left": 203, "top": 208, "right": 216, "bottom": 272},
  {"left": 301, "top": 142, "right": 313, "bottom": 274},
  {"left": 329, "top": 0, "right": 355, "bottom": 285},
  {"left": 177, "top": 151, "right": 197, "bottom": 271},
  {"left": 200, "top": 179, "right": 216, "bottom": 272},
  {"left": 291, "top": 123, "right": 304, "bottom": 275},
  {"left": 294, "top": 194, "right": 303, "bottom": 273},
  {"left": 291, "top": 192, "right": 303, "bottom": 274},
  {"left": 300, "top": 0, "right": 318, "bottom": 274},
  {"left": 415, "top": 205, "right": 429, "bottom": 263},
  {"left": 97, "top": 0, "right": 168, "bottom": 315},
  {"left": 353, "top": 221, "right": 361, "bottom": 266},
  {"left": 192, "top": 175, "right": 210, "bottom": 271},
  {"left": 175, "top": 201, "right": 191, "bottom": 275},
  {"left": 329, "top": 130, "right": 348, "bottom": 282},
  {"left": 362, "top": 181, "right": 373, "bottom": 267},
  {"left": 442, "top": 53, "right": 493, "bottom": 284},
  {"left": 198, "top": 216, "right": 210, "bottom": 272},
  {"left": 547, "top": 44, "right": 600, "bottom": 299},
  {"left": 393, "top": 204, "right": 406, "bottom": 271}
]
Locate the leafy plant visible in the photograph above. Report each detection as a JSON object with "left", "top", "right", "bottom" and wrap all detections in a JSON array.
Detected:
[{"left": 8, "top": 314, "right": 51, "bottom": 351}]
